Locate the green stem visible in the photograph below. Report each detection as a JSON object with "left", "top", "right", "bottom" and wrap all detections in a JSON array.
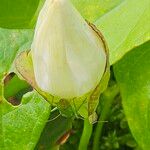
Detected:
[
  {"left": 93, "top": 84, "right": 119, "bottom": 150},
  {"left": 78, "top": 118, "right": 93, "bottom": 150}
]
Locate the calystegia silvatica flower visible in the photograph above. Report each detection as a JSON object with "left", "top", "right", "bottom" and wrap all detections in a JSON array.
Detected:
[{"left": 15, "top": 0, "right": 109, "bottom": 121}]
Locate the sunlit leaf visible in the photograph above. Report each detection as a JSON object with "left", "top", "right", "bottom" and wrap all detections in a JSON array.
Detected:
[
  {"left": 0, "top": 28, "right": 33, "bottom": 80},
  {"left": 0, "top": 91, "right": 50, "bottom": 150},
  {"left": 95, "top": 0, "right": 150, "bottom": 64}
]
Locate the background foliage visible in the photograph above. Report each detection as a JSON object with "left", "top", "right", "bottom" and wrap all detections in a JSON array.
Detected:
[{"left": 0, "top": 0, "right": 150, "bottom": 150}]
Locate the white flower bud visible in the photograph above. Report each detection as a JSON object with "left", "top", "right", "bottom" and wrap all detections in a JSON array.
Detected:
[{"left": 31, "top": 0, "right": 106, "bottom": 99}]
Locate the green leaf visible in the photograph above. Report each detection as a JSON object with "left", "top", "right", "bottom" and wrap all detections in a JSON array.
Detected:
[
  {"left": 4, "top": 74, "right": 30, "bottom": 99},
  {"left": 95, "top": 0, "right": 150, "bottom": 64},
  {"left": 0, "top": 0, "right": 40, "bottom": 28},
  {"left": 114, "top": 41, "right": 150, "bottom": 149},
  {"left": 0, "top": 91, "right": 50, "bottom": 150},
  {"left": 0, "top": 28, "right": 33, "bottom": 80},
  {"left": 71, "top": 0, "right": 123, "bottom": 22}
]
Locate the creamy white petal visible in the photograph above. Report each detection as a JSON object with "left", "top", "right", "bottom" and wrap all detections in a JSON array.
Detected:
[{"left": 31, "top": 0, "right": 106, "bottom": 99}]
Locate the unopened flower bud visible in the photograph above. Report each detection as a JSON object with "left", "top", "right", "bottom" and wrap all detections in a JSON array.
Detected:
[{"left": 31, "top": 0, "right": 107, "bottom": 99}]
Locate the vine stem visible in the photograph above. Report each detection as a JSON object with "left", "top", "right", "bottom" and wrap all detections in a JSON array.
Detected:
[
  {"left": 93, "top": 84, "right": 119, "bottom": 150},
  {"left": 78, "top": 118, "right": 93, "bottom": 150}
]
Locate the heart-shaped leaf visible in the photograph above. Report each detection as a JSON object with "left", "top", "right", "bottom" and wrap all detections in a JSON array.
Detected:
[
  {"left": 0, "top": 91, "right": 50, "bottom": 150},
  {"left": 114, "top": 41, "right": 150, "bottom": 149}
]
